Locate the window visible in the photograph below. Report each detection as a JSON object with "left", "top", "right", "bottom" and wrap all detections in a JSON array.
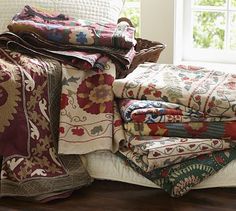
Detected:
[
  {"left": 120, "top": 0, "right": 141, "bottom": 37},
  {"left": 175, "top": 0, "right": 236, "bottom": 65}
]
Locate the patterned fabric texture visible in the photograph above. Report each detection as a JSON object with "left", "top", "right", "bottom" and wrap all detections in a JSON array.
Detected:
[
  {"left": 120, "top": 132, "right": 234, "bottom": 171},
  {"left": 0, "top": 49, "right": 92, "bottom": 201},
  {"left": 114, "top": 63, "right": 236, "bottom": 197},
  {"left": 113, "top": 63, "right": 236, "bottom": 118},
  {"left": 0, "top": 0, "right": 125, "bottom": 33},
  {"left": 124, "top": 121, "right": 236, "bottom": 139},
  {"left": 117, "top": 148, "right": 236, "bottom": 197},
  {"left": 2, "top": 5, "right": 136, "bottom": 71},
  {"left": 0, "top": 31, "right": 135, "bottom": 71},
  {"left": 119, "top": 99, "right": 236, "bottom": 123},
  {"left": 58, "top": 62, "right": 124, "bottom": 154},
  {"left": 8, "top": 6, "right": 136, "bottom": 49}
]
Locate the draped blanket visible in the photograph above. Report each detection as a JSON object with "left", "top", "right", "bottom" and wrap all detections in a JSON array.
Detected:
[
  {"left": 0, "top": 49, "right": 92, "bottom": 201},
  {"left": 58, "top": 62, "right": 124, "bottom": 154}
]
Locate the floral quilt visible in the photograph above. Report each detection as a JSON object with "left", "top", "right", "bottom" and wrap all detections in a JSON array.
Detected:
[
  {"left": 118, "top": 147, "right": 236, "bottom": 197},
  {"left": 113, "top": 64, "right": 236, "bottom": 118},
  {"left": 58, "top": 61, "right": 124, "bottom": 154},
  {"left": 0, "top": 48, "right": 92, "bottom": 201},
  {"left": 120, "top": 132, "right": 234, "bottom": 172}
]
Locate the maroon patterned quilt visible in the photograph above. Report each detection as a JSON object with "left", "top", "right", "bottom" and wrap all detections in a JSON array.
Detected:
[
  {"left": 0, "top": 48, "right": 92, "bottom": 201},
  {"left": 5, "top": 6, "right": 136, "bottom": 71}
]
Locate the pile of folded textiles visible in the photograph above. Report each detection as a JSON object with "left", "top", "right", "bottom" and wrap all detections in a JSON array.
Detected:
[
  {"left": 0, "top": 5, "right": 138, "bottom": 202},
  {"left": 0, "top": 5, "right": 136, "bottom": 75},
  {"left": 113, "top": 63, "right": 236, "bottom": 197}
]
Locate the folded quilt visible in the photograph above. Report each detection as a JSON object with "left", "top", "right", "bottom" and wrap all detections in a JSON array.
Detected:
[
  {"left": 8, "top": 5, "right": 136, "bottom": 49},
  {"left": 113, "top": 63, "right": 236, "bottom": 118},
  {"left": 0, "top": 31, "right": 135, "bottom": 71},
  {"left": 117, "top": 147, "right": 236, "bottom": 197},
  {"left": 124, "top": 121, "right": 236, "bottom": 139},
  {"left": 120, "top": 132, "right": 234, "bottom": 171},
  {"left": 0, "top": 48, "right": 92, "bottom": 201},
  {"left": 119, "top": 99, "right": 236, "bottom": 123}
]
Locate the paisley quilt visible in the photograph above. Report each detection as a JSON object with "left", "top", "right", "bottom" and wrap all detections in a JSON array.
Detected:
[
  {"left": 9, "top": 5, "right": 136, "bottom": 49},
  {"left": 5, "top": 5, "right": 136, "bottom": 71}
]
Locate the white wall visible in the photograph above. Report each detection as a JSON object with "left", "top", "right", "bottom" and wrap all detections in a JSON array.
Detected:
[{"left": 140, "top": 0, "right": 174, "bottom": 63}]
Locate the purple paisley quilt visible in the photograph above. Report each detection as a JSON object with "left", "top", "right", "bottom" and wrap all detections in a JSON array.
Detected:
[
  {"left": 5, "top": 6, "right": 136, "bottom": 71},
  {"left": 9, "top": 6, "right": 136, "bottom": 49}
]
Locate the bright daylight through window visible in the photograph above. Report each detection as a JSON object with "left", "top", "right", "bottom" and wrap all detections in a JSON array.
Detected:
[
  {"left": 180, "top": 0, "right": 236, "bottom": 64},
  {"left": 120, "top": 0, "right": 140, "bottom": 37}
]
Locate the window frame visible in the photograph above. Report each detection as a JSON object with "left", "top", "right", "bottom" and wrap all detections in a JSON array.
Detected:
[{"left": 174, "top": 0, "right": 236, "bottom": 65}]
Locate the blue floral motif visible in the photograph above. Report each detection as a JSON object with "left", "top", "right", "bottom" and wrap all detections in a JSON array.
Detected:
[{"left": 76, "top": 32, "right": 87, "bottom": 44}]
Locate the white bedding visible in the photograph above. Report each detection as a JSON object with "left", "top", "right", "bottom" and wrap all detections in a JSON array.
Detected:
[{"left": 81, "top": 150, "right": 236, "bottom": 189}]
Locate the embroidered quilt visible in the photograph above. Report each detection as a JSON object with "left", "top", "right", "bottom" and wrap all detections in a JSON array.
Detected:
[
  {"left": 58, "top": 61, "right": 124, "bottom": 154},
  {"left": 124, "top": 121, "right": 236, "bottom": 139},
  {"left": 118, "top": 147, "right": 236, "bottom": 197},
  {"left": 120, "top": 132, "right": 234, "bottom": 171},
  {"left": 113, "top": 64, "right": 236, "bottom": 118},
  {"left": 0, "top": 49, "right": 92, "bottom": 201}
]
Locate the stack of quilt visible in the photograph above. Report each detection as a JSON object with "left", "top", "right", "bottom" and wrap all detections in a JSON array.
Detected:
[{"left": 113, "top": 63, "right": 236, "bottom": 197}]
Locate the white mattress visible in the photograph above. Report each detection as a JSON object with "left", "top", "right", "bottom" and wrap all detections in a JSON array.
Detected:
[{"left": 81, "top": 150, "right": 236, "bottom": 189}]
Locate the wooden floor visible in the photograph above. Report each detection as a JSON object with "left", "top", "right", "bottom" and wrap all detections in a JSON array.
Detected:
[{"left": 1, "top": 180, "right": 236, "bottom": 211}]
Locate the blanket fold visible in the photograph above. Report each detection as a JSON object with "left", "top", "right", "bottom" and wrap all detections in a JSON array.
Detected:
[
  {"left": 117, "top": 147, "right": 236, "bottom": 197},
  {"left": 120, "top": 132, "right": 234, "bottom": 172},
  {"left": 113, "top": 63, "right": 236, "bottom": 118}
]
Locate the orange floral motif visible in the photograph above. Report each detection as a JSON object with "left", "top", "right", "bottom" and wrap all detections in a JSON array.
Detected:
[{"left": 77, "top": 73, "right": 114, "bottom": 114}]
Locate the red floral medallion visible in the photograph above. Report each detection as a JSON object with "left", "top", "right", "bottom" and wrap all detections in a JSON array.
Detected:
[{"left": 77, "top": 73, "right": 114, "bottom": 114}]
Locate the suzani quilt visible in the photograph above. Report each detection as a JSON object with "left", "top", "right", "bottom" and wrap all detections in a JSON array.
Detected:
[
  {"left": 114, "top": 63, "right": 236, "bottom": 197},
  {"left": 58, "top": 62, "right": 124, "bottom": 154},
  {"left": 1, "top": 5, "right": 236, "bottom": 201},
  {"left": 0, "top": 49, "right": 92, "bottom": 201},
  {"left": 113, "top": 63, "right": 236, "bottom": 118}
]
